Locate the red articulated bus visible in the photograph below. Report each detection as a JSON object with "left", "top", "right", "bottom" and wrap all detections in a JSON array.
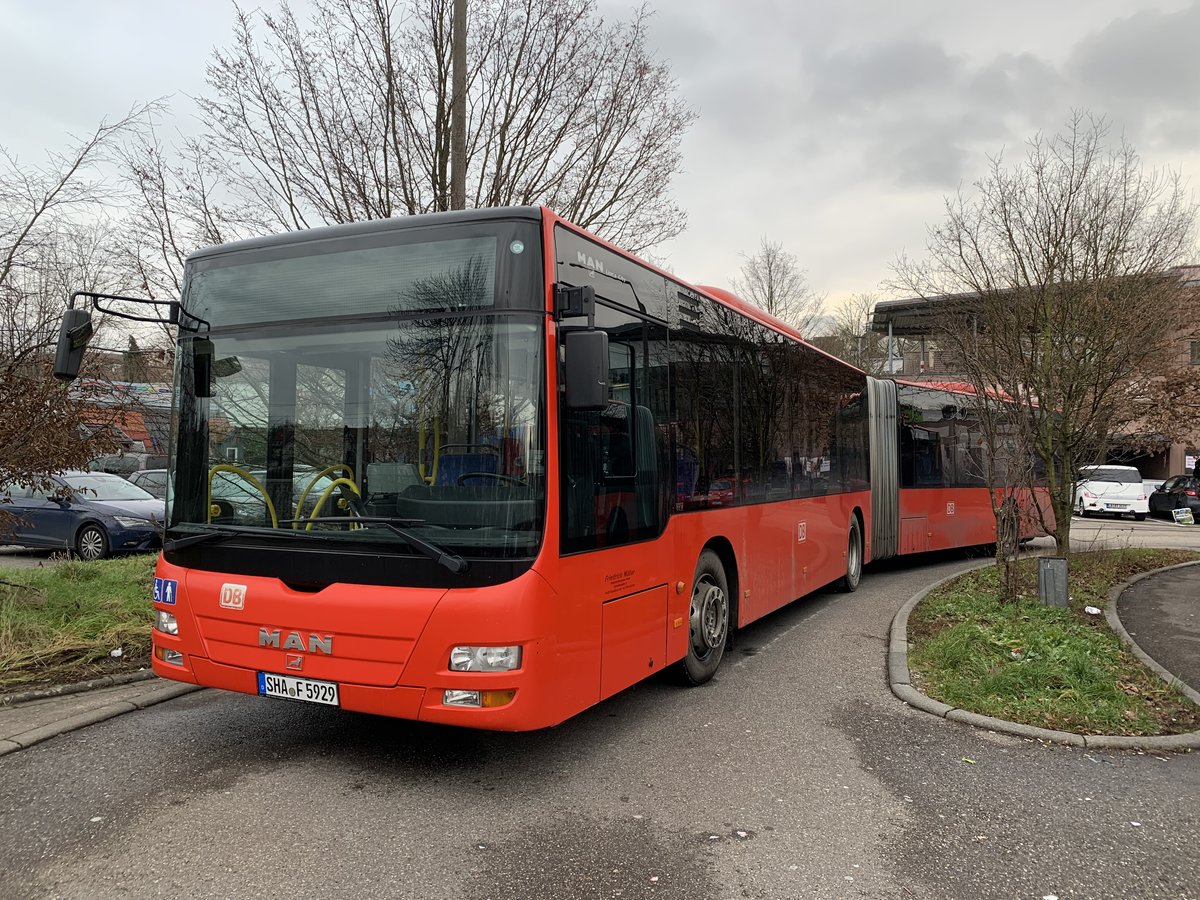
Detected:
[{"left": 54, "top": 207, "right": 1043, "bottom": 730}]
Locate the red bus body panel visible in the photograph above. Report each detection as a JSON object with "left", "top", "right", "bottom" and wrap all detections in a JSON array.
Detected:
[
  {"left": 895, "top": 486, "right": 1052, "bottom": 555},
  {"left": 897, "top": 487, "right": 995, "bottom": 553}
]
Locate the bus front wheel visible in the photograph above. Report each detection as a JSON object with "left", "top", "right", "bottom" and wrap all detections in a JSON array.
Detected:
[
  {"left": 838, "top": 517, "right": 863, "bottom": 592},
  {"left": 676, "top": 550, "right": 730, "bottom": 686}
]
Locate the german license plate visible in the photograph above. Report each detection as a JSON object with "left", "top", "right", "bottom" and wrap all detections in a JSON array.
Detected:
[
  {"left": 1105, "top": 503, "right": 1128, "bottom": 510},
  {"left": 257, "top": 672, "right": 339, "bottom": 706}
]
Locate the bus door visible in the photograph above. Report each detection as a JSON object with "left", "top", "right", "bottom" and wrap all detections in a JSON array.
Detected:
[{"left": 558, "top": 308, "right": 673, "bottom": 698}]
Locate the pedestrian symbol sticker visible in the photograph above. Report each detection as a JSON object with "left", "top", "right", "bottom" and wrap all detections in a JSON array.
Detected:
[{"left": 153, "top": 577, "right": 178, "bottom": 606}]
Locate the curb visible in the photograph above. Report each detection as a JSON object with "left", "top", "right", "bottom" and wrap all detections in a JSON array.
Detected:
[
  {"left": 0, "top": 669, "right": 159, "bottom": 708},
  {"left": 888, "top": 559, "right": 1200, "bottom": 751}
]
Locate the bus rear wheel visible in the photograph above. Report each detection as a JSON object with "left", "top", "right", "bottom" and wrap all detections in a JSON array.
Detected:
[
  {"left": 838, "top": 517, "right": 863, "bottom": 592},
  {"left": 676, "top": 550, "right": 729, "bottom": 686}
]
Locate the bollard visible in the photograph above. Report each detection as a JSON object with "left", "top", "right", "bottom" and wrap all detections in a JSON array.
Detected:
[{"left": 1038, "top": 556, "right": 1068, "bottom": 607}]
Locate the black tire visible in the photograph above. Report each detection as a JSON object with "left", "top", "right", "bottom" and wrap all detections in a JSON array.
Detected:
[
  {"left": 1077, "top": 498, "right": 1091, "bottom": 519},
  {"left": 74, "top": 523, "right": 109, "bottom": 561},
  {"left": 838, "top": 517, "right": 863, "bottom": 592},
  {"left": 675, "top": 550, "right": 730, "bottom": 686},
  {"left": 1134, "top": 513, "right": 1146, "bottom": 522}
]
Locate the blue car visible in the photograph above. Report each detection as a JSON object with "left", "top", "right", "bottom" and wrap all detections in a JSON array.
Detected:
[{"left": 0, "top": 471, "right": 163, "bottom": 560}]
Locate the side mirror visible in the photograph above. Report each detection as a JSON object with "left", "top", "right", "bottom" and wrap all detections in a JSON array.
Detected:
[
  {"left": 563, "top": 330, "right": 609, "bottom": 410},
  {"left": 52, "top": 308, "right": 94, "bottom": 381}
]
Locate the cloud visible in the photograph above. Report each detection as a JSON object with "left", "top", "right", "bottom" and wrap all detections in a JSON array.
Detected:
[
  {"left": 865, "top": 131, "right": 973, "bottom": 189},
  {"left": 807, "top": 40, "right": 961, "bottom": 114},
  {"left": 968, "top": 53, "right": 1064, "bottom": 120},
  {"left": 1063, "top": 3, "right": 1200, "bottom": 151},
  {"left": 1067, "top": 3, "right": 1200, "bottom": 107}
]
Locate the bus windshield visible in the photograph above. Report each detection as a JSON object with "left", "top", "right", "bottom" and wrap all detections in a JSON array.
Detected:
[{"left": 169, "top": 231, "right": 546, "bottom": 563}]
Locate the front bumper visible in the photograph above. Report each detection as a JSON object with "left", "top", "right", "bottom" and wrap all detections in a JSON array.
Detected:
[
  {"left": 109, "top": 525, "right": 162, "bottom": 554},
  {"left": 1078, "top": 497, "right": 1148, "bottom": 515}
]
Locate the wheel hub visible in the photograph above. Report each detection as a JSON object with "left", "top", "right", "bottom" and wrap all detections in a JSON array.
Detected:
[
  {"left": 79, "top": 530, "right": 104, "bottom": 560},
  {"left": 690, "top": 577, "right": 727, "bottom": 652}
]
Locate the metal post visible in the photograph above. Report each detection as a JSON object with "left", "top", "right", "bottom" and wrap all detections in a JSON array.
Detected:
[
  {"left": 1037, "top": 557, "right": 1068, "bottom": 607},
  {"left": 450, "top": 0, "right": 467, "bottom": 210}
]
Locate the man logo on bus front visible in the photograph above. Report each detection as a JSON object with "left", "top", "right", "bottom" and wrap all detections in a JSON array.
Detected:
[{"left": 259, "top": 628, "right": 334, "bottom": 655}]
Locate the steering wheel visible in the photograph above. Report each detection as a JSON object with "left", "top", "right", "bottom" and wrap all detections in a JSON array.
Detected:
[{"left": 456, "top": 472, "right": 524, "bottom": 487}]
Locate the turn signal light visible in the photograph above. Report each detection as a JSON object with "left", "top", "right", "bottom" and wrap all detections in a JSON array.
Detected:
[
  {"left": 154, "top": 646, "right": 184, "bottom": 666},
  {"left": 441, "top": 689, "right": 517, "bottom": 708}
]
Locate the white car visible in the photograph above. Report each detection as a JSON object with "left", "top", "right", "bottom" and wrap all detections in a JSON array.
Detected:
[{"left": 1074, "top": 465, "right": 1148, "bottom": 521}]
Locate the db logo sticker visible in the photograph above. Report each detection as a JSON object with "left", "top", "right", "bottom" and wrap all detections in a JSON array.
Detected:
[
  {"left": 797, "top": 521, "right": 807, "bottom": 543},
  {"left": 946, "top": 502, "right": 956, "bottom": 516},
  {"left": 219, "top": 583, "right": 247, "bottom": 610}
]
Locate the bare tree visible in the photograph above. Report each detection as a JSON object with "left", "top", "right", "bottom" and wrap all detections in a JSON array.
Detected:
[
  {"left": 733, "top": 237, "right": 825, "bottom": 336},
  {"left": 116, "top": 129, "right": 247, "bottom": 347},
  {"left": 0, "top": 113, "right": 150, "bottom": 497},
  {"left": 809, "top": 292, "right": 897, "bottom": 373},
  {"left": 177, "top": 0, "right": 693, "bottom": 255},
  {"left": 892, "top": 112, "right": 1199, "bottom": 555}
]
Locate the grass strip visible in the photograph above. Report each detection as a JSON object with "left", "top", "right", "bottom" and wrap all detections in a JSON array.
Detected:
[
  {"left": 0, "top": 554, "right": 157, "bottom": 691},
  {"left": 907, "top": 548, "right": 1200, "bottom": 736}
]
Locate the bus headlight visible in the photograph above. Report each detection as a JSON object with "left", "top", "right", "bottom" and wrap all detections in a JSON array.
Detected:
[
  {"left": 155, "top": 610, "right": 179, "bottom": 636},
  {"left": 449, "top": 645, "right": 522, "bottom": 672}
]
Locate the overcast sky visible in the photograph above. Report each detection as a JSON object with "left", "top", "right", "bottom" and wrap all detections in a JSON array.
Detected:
[{"left": 3, "top": 0, "right": 1198, "bottom": 313}]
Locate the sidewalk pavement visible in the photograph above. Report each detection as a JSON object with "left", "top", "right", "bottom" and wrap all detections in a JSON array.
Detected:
[
  {"left": 0, "top": 674, "right": 201, "bottom": 757},
  {"left": 2, "top": 563, "right": 1198, "bottom": 757}
]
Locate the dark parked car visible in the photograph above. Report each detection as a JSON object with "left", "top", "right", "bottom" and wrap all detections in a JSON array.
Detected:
[
  {"left": 1148, "top": 475, "right": 1200, "bottom": 519},
  {"left": 128, "top": 468, "right": 169, "bottom": 499},
  {"left": 0, "top": 471, "right": 162, "bottom": 560}
]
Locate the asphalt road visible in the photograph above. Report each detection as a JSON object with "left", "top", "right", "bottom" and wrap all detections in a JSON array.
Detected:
[
  {"left": 1118, "top": 565, "right": 1200, "bottom": 691},
  {"left": 1, "top": 537, "right": 1198, "bottom": 900}
]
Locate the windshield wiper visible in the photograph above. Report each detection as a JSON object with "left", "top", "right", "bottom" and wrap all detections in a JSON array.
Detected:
[
  {"left": 281, "top": 516, "right": 469, "bottom": 575},
  {"left": 164, "top": 524, "right": 311, "bottom": 552}
]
